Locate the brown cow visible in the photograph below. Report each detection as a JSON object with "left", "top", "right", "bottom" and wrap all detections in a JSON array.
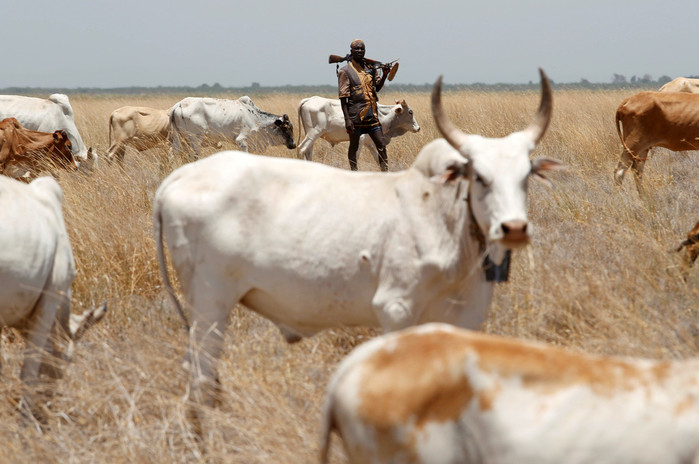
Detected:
[
  {"left": 0, "top": 117, "right": 77, "bottom": 179},
  {"left": 106, "top": 106, "right": 170, "bottom": 163},
  {"left": 676, "top": 220, "right": 699, "bottom": 269},
  {"left": 659, "top": 77, "right": 699, "bottom": 94},
  {"left": 613, "top": 91, "right": 699, "bottom": 192}
]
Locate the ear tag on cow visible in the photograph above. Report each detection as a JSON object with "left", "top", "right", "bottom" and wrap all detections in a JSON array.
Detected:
[{"left": 483, "top": 249, "right": 512, "bottom": 282}]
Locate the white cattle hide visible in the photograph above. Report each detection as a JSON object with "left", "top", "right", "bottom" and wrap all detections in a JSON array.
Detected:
[
  {"left": 0, "top": 175, "right": 106, "bottom": 419},
  {"left": 0, "top": 94, "right": 95, "bottom": 167},
  {"left": 168, "top": 96, "right": 295, "bottom": 158},
  {"left": 153, "top": 69, "right": 561, "bottom": 416},
  {"left": 296, "top": 97, "right": 420, "bottom": 166}
]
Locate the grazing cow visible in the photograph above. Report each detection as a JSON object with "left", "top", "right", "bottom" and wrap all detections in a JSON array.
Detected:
[
  {"left": 296, "top": 97, "right": 420, "bottom": 167},
  {"left": 106, "top": 106, "right": 170, "bottom": 163},
  {"left": 0, "top": 94, "right": 96, "bottom": 168},
  {"left": 168, "top": 96, "right": 295, "bottom": 158},
  {"left": 613, "top": 91, "right": 699, "bottom": 191},
  {"left": 0, "top": 175, "right": 107, "bottom": 420},
  {"left": 0, "top": 117, "right": 77, "bottom": 179},
  {"left": 676, "top": 220, "right": 699, "bottom": 268},
  {"left": 153, "top": 69, "right": 561, "bottom": 416},
  {"left": 659, "top": 77, "right": 699, "bottom": 93},
  {"left": 321, "top": 323, "right": 699, "bottom": 464}
]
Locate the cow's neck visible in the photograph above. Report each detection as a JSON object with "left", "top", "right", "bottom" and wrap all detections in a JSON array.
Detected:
[{"left": 466, "top": 188, "right": 511, "bottom": 283}]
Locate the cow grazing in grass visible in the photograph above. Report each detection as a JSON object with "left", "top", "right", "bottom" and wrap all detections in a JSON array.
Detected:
[
  {"left": 0, "top": 175, "right": 107, "bottom": 422},
  {"left": 296, "top": 97, "right": 420, "bottom": 168},
  {"left": 106, "top": 106, "right": 170, "bottom": 163},
  {"left": 614, "top": 92, "right": 699, "bottom": 192},
  {"left": 321, "top": 323, "right": 699, "bottom": 464},
  {"left": 0, "top": 117, "right": 77, "bottom": 179},
  {"left": 168, "top": 96, "right": 295, "bottom": 159},
  {"left": 613, "top": 91, "right": 699, "bottom": 192},
  {"left": 153, "top": 68, "right": 561, "bottom": 424},
  {"left": 0, "top": 94, "right": 96, "bottom": 169}
]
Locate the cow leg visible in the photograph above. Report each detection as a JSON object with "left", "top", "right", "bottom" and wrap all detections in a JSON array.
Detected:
[
  {"left": 18, "top": 293, "right": 61, "bottom": 423},
  {"left": 630, "top": 149, "right": 650, "bottom": 194},
  {"left": 297, "top": 130, "right": 322, "bottom": 161},
  {"left": 184, "top": 272, "right": 243, "bottom": 409},
  {"left": 235, "top": 134, "right": 249, "bottom": 153},
  {"left": 613, "top": 149, "right": 633, "bottom": 185},
  {"left": 367, "top": 131, "right": 388, "bottom": 172},
  {"left": 106, "top": 143, "right": 126, "bottom": 165}
]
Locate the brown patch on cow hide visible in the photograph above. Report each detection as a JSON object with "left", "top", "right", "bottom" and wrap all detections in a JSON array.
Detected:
[{"left": 357, "top": 329, "right": 677, "bottom": 431}]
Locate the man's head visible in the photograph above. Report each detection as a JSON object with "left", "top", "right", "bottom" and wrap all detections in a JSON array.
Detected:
[{"left": 350, "top": 39, "right": 365, "bottom": 61}]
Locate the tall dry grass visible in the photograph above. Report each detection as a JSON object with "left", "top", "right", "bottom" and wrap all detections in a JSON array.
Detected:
[{"left": 0, "top": 88, "right": 697, "bottom": 463}]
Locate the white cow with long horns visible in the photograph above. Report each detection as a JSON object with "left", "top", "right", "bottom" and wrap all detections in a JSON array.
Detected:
[{"left": 153, "top": 69, "right": 562, "bottom": 417}]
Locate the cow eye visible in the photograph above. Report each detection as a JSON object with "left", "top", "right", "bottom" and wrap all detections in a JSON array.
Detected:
[
  {"left": 409, "top": 110, "right": 413, "bottom": 115},
  {"left": 474, "top": 173, "right": 490, "bottom": 188}
]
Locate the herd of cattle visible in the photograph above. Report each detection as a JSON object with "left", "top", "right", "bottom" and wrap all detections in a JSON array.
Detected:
[{"left": 0, "top": 71, "right": 698, "bottom": 463}]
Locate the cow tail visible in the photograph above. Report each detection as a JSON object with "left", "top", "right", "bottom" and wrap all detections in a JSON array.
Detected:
[
  {"left": 168, "top": 104, "right": 180, "bottom": 152},
  {"left": 296, "top": 99, "right": 306, "bottom": 155},
  {"left": 153, "top": 201, "right": 191, "bottom": 332},
  {"left": 616, "top": 110, "right": 637, "bottom": 160},
  {"left": 108, "top": 113, "right": 113, "bottom": 146}
]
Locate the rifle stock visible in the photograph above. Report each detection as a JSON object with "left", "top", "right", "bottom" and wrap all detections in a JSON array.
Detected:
[{"left": 328, "top": 54, "right": 348, "bottom": 64}]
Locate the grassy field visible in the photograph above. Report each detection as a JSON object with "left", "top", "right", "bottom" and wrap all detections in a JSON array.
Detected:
[{"left": 0, "top": 87, "right": 697, "bottom": 463}]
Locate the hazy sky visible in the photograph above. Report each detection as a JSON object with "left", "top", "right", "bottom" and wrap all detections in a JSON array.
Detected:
[{"left": 3, "top": 0, "right": 697, "bottom": 88}]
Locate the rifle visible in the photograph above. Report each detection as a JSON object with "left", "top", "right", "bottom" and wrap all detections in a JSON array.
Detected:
[{"left": 328, "top": 54, "right": 400, "bottom": 81}]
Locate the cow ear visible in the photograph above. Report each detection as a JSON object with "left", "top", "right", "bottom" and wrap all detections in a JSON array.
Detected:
[
  {"left": 53, "top": 132, "right": 60, "bottom": 141},
  {"left": 394, "top": 106, "right": 403, "bottom": 114},
  {"left": 531, "top": 157, "right": 565, "bottom": 187},
  {"left": 283, "top": 114, "right": 290, "bottom": 121},
  {"left": 431, "top": 161, "right": 468, "bottom": 184},
  {"left": 275, "top": 119, "right": 283, "bottom": 126},
  {"left": 401, "top": 99, "right": 407, "bottom": 107}
]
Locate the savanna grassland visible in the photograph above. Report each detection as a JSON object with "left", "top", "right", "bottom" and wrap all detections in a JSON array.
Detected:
[{"left": 0, "top": 88, "right": 697, "bottom": 463}]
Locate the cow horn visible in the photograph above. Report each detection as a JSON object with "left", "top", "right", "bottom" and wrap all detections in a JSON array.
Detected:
[
  {"left": 522, "top": 68, "right": 553, "bottom": 145},
  {"left": 431, "top": 75, "right": 470, "bottom": 153}
]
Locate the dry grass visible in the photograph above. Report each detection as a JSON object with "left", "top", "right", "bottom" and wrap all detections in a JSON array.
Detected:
[{"left": 0, "top": 89, "right": 697, "bottom": 463}]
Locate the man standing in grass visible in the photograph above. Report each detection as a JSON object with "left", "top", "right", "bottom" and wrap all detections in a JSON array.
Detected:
[{"left": 338, "top": 39, "right": 392, "bottom": 172}]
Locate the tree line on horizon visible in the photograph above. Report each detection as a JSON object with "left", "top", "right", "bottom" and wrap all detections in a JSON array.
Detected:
[{"left": 1, "top": 73, "right": 696, "bottom": 96}]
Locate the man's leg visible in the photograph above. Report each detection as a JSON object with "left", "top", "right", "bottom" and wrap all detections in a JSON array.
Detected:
[
  {"left": 369, "top": 130, "right": 388, "bottom": 172},
  {"left": 348, "top": 133, "right": 360, "bottom": 171}
]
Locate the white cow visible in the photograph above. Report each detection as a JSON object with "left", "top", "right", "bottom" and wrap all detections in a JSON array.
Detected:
[
  {"left": 0, "top": 175, "right": 107, "bottom": 420},
  {"left": 168, "top": 96, "right": 296, "bottom": 158},
  {"left": 153, "top": 69, "right": 561, "bottom": 415},
  {"left": 106, "top": 106, "right": 170, "bottom": 163},
  {"left": 0, "top": 94, "right": 96, "bottom": 168},
  {"left": 296, "top": 97, "right": 420, "bottom": 166},
  {"left": 321, "top": 323, "right": 699, "bottom": 464},
  {"left": 659, "top": 77, "right": 699, "bottom": 93}
]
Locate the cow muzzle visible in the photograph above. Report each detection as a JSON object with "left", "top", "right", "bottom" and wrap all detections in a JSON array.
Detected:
[{"left": 499, "top": 220, "right": 530, "bottom": 246}]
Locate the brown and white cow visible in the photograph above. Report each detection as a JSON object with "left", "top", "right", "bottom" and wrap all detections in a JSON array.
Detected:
[
  {"left": 659, "top": 77, "right": 699, "bottom": 94},
  {"left": 321, "top": 323, "right": 699, "bottom": 464},
  {"left": 676, "top": 220, "right": 699, "bottom": 268},
  {"left": 0, "top": 117, "right": 77, "bottom": 179},
  {"left": 613, "top": 91, "right": 699, "bottom": 192},
  {"left": 106, "top": 106, "right": 170, "bottom": 163}
]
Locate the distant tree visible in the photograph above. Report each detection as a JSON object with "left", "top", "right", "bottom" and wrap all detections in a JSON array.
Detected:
[
  {"left": 251, "top": 82, "right": 260, "bottom": 89},
  {"left": 639, "top": 74, "right": 653, "bottom": 83},
  {"left": 658, "top": 75, "right": 672, "bottom": 85},
  {"left": 612, "top": 73, "right": 627, "bottom": 84},
  {"left": 580, "top": 78, "right": 590, "bottom": 85},
  {"left": 630, "top": 75, "right": 637, "bottom": 83}
]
